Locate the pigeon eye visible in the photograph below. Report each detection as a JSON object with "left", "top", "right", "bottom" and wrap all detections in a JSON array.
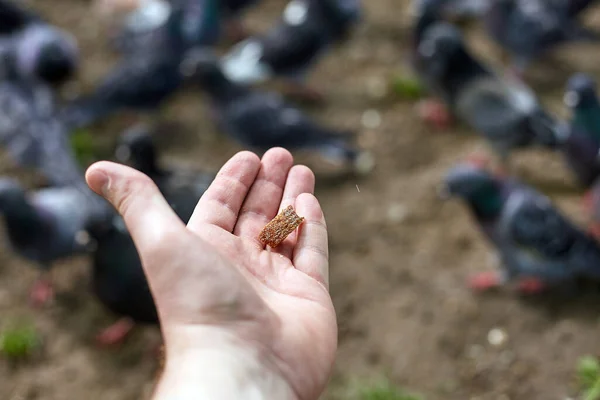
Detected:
[{"left": 563, "top": 91, "right": 580, "bottom": 108}]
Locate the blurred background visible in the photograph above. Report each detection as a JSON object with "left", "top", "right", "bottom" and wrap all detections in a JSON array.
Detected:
[{"left": 3, "top": 0, "right": 600, "bottom": 399}]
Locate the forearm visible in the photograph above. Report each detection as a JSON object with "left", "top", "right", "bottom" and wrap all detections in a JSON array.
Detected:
[{"left": 153, "top": 328, "right": 298, "bottom": 400}]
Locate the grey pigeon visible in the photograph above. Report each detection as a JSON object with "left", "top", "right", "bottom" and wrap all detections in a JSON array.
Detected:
[
  {"left": 182, "top": 49, "right": 375, "bottom": 174},
  {"left": 0, "top": 78, "right": 111, "bottom": 307},
  {"left": 415, "top": 22, "right": 559, "bottom": 169},
  {"left": 555, "top": 73, "right": 600, "bottom": 187},
  {"left": 482, "top": 0, "right": 599, "bottom": 76},
  {"left": 61, "top": 3, "right": 189, "bottom": 129},
  {"left": 0, "top": 0, "right": 78, "bottom": 85},
  {"left": 441, "top": 161, "right": 600, "bottom": 294},
  {"left": 219, "top": 0, "right": 361, "bottom": 102}
]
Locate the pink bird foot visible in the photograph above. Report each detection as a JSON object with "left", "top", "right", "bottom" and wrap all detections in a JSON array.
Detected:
[
  {"left": 517, "top": 278, "right": 546, "bottom": 294},
  {"left": 416, "top": 98, "right": 453, "bottom": 130},
  {"left": 95, "top": 318, "right": 136, "bottom": 347},
  {"left": 29, "top": 278, "right": 54, "bottom": 308},
  {"left": 468, "top": 271, "right": 503, "bottom": 292}
]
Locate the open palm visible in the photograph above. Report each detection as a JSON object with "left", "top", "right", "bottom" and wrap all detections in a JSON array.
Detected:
[{"left": 85, "top": 148, "right": 337, "bottom": 400}]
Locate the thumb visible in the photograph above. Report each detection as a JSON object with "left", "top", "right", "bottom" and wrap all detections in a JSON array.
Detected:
[{"left": 85, "top": 161, "right": 187, "bottom": 256}]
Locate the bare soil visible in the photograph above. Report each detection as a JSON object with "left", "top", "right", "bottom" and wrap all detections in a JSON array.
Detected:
[{"left": 3, "top": 0, "right": 600, "bottom": 399}]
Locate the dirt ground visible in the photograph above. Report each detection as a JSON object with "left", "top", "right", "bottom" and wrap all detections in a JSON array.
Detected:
[{"left": 4, "top": 0, "right": 600, "bottom": 399}]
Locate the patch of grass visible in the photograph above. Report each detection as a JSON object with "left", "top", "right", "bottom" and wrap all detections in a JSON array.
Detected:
[
  {"left": 70, "top": 128, "right": 98, "bottom": 166},
  {"left": 577, "top": 356, "right": 600, "bottom": 400},
  {"left": 0, "top": 324, "right": 41, "bottom": 360},
  {"left": 390, "top": 73, "right": 425, "bottom": 100}
]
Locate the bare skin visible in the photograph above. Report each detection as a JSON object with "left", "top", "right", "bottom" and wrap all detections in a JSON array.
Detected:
[{"left": 85, "top": 148, "right": 337, "bottom": 400}]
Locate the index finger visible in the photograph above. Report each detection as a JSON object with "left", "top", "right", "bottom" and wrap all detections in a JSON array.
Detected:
[{"left": 187, "top": 151, "right": 261, "bottom": 234}]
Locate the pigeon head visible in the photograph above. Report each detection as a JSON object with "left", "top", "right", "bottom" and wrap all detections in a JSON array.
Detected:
[
  {"left": 440, "top": 163, "right": 504, "bottom": 216},
  {"left": 564, "top": 73, "right": 599, "bottom": 110},
  {"left": 115, "top": 125, "right": 158, "bottom": 175},
  {"left": 34, "top": 41, "right": 78, "bottom": 85},
  {"left": 418, "top": 22, "right": 465, "bottom": 79}
]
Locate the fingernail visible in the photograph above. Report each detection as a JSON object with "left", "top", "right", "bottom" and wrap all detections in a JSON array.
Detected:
[{"left": 87, "top": 169, "right": 111, "bottom": 197}]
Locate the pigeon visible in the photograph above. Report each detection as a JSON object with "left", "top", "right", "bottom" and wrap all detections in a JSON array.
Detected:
[
  {"left": 0, "top": 0, "right": 79, "bottom": 85},
  {"left": 60, "top": 3, "right": 189, "bottom": 130},
  {"left": 414, "top": 22, "right": 559, "bottom": 170},
  {"left": 83, "top": 213, "right": 159, "bottom": 346},
  {"left": 182, "top": 49, "right": 375, "bottom": 174},
  {"left": 83, "top": 127, "right": 214, "bottom": 346},
  {"left": 555, "top": 73, "right": 600, "bottom": 188},
  {"left": 482, "top": 0, "right": 599, "bottom": 77},
  {"left": 110, "top": 0, "right": 221, "bottom": 55},
  {"left": 0, "top": 78, "right": 111, "bottom": 307},
  {"left": 219, "top": 0, "right": 361, "bottom": 103},
  {"left": 440, "top": 160, "right": 600, "bottom": 294}
]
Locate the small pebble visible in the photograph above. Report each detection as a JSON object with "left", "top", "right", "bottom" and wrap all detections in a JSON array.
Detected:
[
  {"left": 488, "top": 328, "right": 508, "bottom": 347},
  {"left": 361, "top": 109, "right": 382, "bottom": 129}
]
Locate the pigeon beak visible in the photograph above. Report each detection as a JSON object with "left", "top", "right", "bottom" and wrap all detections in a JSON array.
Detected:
[{"left": 437, "top": 182, "right": 451, "bottom": 200}]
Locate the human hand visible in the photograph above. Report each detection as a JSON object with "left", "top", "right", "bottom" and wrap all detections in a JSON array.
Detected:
[{"left": 85, "top": 148, "right": 337, "bottom": 400}]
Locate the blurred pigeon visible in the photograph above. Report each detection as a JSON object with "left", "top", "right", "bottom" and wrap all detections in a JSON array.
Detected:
[
  {"left": 555, "top": 73, "right": 600, "bottom": 187},
  {"left": 440, "top": 161, "right": 600, "bottom": 294},
  {"left": 84, "top": 213, "right": 158, "bottom": 346},
  {"left": 61, "top": 4, "right": 188, "bottom": 129},
  {"left": 83, "top": 128, "right": 214, "bottom": 346},
  {"left": 0, "top": 78, "right": 111, "bottom": 307},
  {"left": 115, "top": 124, "right": 214, "bottom": 220},
  {"left": 182, "top": 49, "right": 375, "bottom": 174},
  {"left": 482, "top": 0, "right": 599, "bottom": 77},
  {"left": 111, "top": 0, "right": 221, "bottom": 55},
  {"left": 414, "top": 22, "right": 559, "bottom": 170},
  {"left": 220, "top": 0, "right": 361, "bottom": 103},
  {"left": 0, "top": 178, "right": 110, "bottom": 307},
  {"left": 0, "top": 0, "right": 78, "bottom": 85}
]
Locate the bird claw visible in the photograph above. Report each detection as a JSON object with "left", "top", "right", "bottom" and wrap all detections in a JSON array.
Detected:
[
  {"left": 29, "top": 279, "right": 54, "bottom": 308},
  {"left": 416, "top": 99, "right": 453, "bottom": 130},
  {"left": 468, "top": 271, "right": 503, "bottom": 291},
  {"left": 516, "top": 278, "right": 546, "bottom": 294},
  {"left": 95, "top": 318, "right": 136, "bottom": 347}
]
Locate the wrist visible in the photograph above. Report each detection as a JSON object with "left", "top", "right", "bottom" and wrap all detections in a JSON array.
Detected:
[{"left": 153, "top": 326, "right": 298, "bottom": 400}]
